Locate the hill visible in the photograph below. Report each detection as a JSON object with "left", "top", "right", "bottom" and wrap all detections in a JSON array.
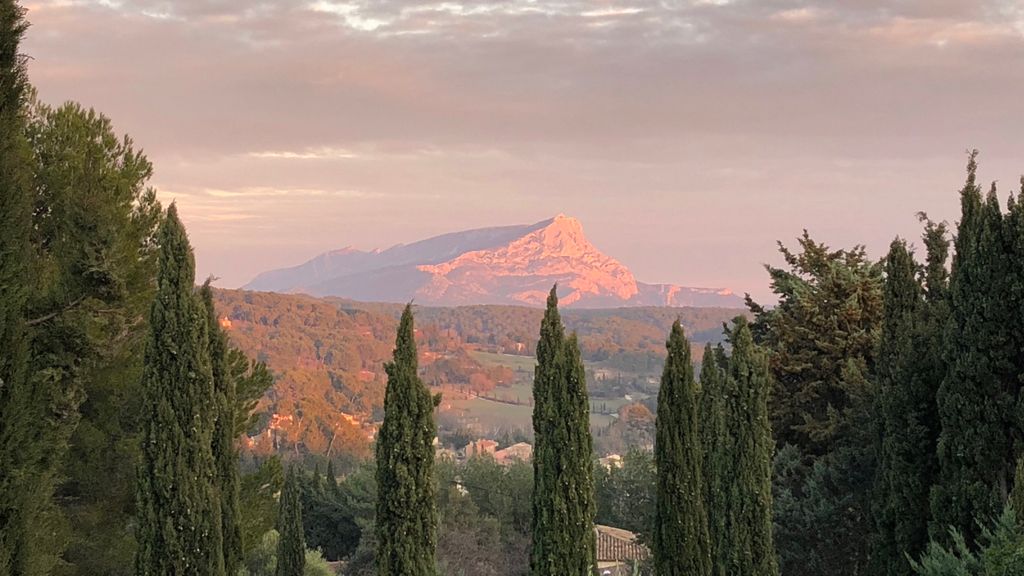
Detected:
[{"left": 214, "top": 289, "right": 745, "bottom": 461}]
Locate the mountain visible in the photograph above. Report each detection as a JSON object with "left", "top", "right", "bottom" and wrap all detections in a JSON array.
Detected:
[{"left": 245, "top": 214, "right": 743, "bottom": 308}]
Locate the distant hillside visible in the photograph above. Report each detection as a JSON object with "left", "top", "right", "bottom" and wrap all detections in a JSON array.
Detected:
[
  {"left": 244, "top": 215, "right": 744, "bottom": 308},
  {"left": 214, "top": 289, "right": 746, "bottom": 461}
]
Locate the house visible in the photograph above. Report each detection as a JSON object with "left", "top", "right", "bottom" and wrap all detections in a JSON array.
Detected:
[
  {"left": 462, "top": 439, "right": 498, "bottom": 458},
  {"left": 493, "top": 442, "right": 532, "bottom": 464},
  {"left": 599, "top": 454, "right": 623, "bottom": 470},
  {"left": 595, "top": 524, "right": 650, "bottom": 576}
]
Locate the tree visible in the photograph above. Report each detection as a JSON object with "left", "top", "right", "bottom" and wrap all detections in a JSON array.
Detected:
[
  {"left": 277, "top": 465, "right": 305, "bottom": 576},
  {"left": 239, "top": 529, "right": 336, "bottom": 576},
  {"left": 872, "top": 231, "right": 947, "bottom": 575},
  {"left": 748, "top": 232, "right": 883, "bottom": 576},
  {"left": 240, "top": 457, "right": 285, "bottom": 558},
  {"left": 653, "top": 321, "right": 711, "bottom": 576},
  {"left": 723, "top": 318, "right": 778, "bottom": 576},
  {"left": 594, "top": 449, "right": 655, "bottom": 545},
  {"left": 932, "top": 153, "right": 1020, "bottom": 544},
  {"left": 29, "top": 100, "right": 164, "bottom": 576},
  {"left": 298, "top": 465, "right": 360, "bottom": 561},
  {"left": 530, "top": 286, "right": 596, "bottom": 576},
  {"left": 134, "top": 205, "right": 224, "bottom": 576},
  {"left": 0, "top": 1, "right": 38, "bottom": 571},
  {"left": 375, "top": 305, "right": 438, "bottom": 576},
  {"left": 747, "top": 232, "right": 883, "bottom": 455},
  {"left": 699, "top": 344, "right": 730, "bottom": 576},
  {"left": 203, "top": 282, "right": 243, "bottom": 576},
  {"left": 227, "top": 346, "right": 274, "bottom": 438},
  {"left": 910, "top": 505, "right": 1024, "bottom": 576}
]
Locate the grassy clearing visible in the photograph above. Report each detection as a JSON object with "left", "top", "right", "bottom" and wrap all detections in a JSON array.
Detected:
[{"left": 471, "top": 350, "right": 537, "bottom": 372}]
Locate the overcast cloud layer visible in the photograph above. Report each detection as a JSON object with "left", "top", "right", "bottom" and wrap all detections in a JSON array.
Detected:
[{"left": 21, "top": 0, "right": 1024, "bottom": 301}]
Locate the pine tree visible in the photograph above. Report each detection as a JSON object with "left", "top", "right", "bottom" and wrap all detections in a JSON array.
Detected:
[
  {"left": 375, "top": 304, "right": 438, "bottom": 576},
  {"left": 0, "top": 1, "right": 35, "bottom": 572},
  {"left": 724, "top": 318, "right": 778, "bottom": 576},
  {"left": 29, "top": 101, "right": 164, "bottom": 575},
  {"left": 530, "top": 286, "right": 596, "bottom": 576},
  {"left": 699, "top": 344, "right": 730, "bottom": 576},
  {"left": 932, "top": 153, "right": 1020, "bottom": 544},
  {"left": 654, "top": 321, "right": 712, "bottom": 576},
  {"left": 277, "top": 464, "right": 305, "bottom": 576},
  {"left": 135, "top": 205, "right": 224, "bottom": 576},
  {"left": 202, "top": 282, "right": 242, "bottom": 576}
]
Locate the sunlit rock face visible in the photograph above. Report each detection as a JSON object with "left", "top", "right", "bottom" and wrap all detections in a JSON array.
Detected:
[{"left": 245, "top": 214, "right": 743, "bottom": 308}]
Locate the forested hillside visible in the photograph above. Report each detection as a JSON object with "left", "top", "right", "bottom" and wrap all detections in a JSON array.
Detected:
[{"left": 212, "top": 289, "right": 744, "bottom": 461}]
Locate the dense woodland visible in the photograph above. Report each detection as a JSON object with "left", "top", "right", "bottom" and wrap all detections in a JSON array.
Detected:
[{"left": 5, "top": 2, "right": 1024, "bottom": 575}]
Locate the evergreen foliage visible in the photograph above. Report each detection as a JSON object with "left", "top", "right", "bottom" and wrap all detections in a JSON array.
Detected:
[
  {"left": 277, "top": 465, "right": 306, "bottom": 576},
  {"left": 872, "top": 239, "right": 925, "bottom": 574},
  {"left": 699, "top": 344, "right": 730, "bottom": 576},
  {"left": 872, "top": 229, "right": 948, "bottom": 575},
  {"left": 747, "top": 232, "right": 883, "bottom": 455},
  {"left": 0, "top": 1, "right": 37, "bottom": 571},
  {"left": 932, "top": 153, "right": 1021, "bottom": 544},
  {"left": 134, "top": 205, "right": 224, "bottom": 576},
  {"left": 653, "top": 321, "right": 711, "bottom": 576},
  {"left": 375, "top": 305, "right": 439, "bottom": 576},
  {"left": 203, "top": 282, "right": 243, "bottom": 576},
  {"left": 749, "top": 233, "right": 883, "bottom": 576},
  {"left": 911, "top": 506, "right": 1024, "bottom": 576},
  {"left": 723, "top": 318, "right": 778, "bottom": 576},
  {"left": 299, "top": 465, "right": 361, "bottom": 561},
  {"left": 31, "top": 101, "right": 164, "bottom": 576},
  {"left": 594, "top": 449, "right": 655, "bottom": 545},
  {"left": 530, "top": 286, "right": 597, "bottom": 576},
  {"left": 240, "top": 457, "right": 285, "bottom": 559}
]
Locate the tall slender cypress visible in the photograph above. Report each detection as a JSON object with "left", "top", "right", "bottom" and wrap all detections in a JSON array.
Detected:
[
  {"left": 724, "top": 318, "right": 778, "bottom": 576},
  {"left": 0, "top": 1, "right": 34, "bottom": 572},
  {"left": 276, "top": 464, "right": 305, "bottom": 576},
  {"left": 202, "top": 282, "right": 243, "bottom": 576},
  {"left": 375, "top": 304, "right": 438, "bottom": 576},
  {"left": 872, "top": 239, "right": 933, "bottom": 575},
  {"left": 135, "top": 205, "right": 224, "bottom": 576},
  {"left": 700, "top": 344, "right": 730, "bottom": 576},
  {"left": 531, "top": 286, "right": 596, "bottom": 576},
  {"left": 932, "top": 154, "right": 1020, "bottom": 543},
  {"left": 654, "top": 321, "right": 712, "bottom": 576}
]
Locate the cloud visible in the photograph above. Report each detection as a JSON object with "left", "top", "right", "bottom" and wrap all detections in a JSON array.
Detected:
[
  {"left": 247, "top": 147, "right": 361, "bottom": 160},
  {"left": 19, "top": 0, "right": 1024, "bottom": 297}
]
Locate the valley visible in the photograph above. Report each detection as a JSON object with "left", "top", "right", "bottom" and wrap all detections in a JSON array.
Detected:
[{"left": 213, "top": 288, "right": 746, "bottom": 463}]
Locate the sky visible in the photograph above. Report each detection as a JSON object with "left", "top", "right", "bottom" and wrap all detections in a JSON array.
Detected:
[{"left": 20, "top": 0, "right": 1024, "bottom": 302}]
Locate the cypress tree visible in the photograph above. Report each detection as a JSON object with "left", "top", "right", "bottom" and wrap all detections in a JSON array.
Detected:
[
  {"left": 1011, "top": 459, "right": 1024, "bottom": 526},
  {"left": 724, "top": 318, "right": 778, "bottom": 576},
  {"left": 0, "top": 2, "right": 39, "bottom": 572},
  {"left": 872, "top": 238, "right": 932, "bottom": 575},
  {"left": 531, "top": 286, "right": 596, "bottom": 576},
  {"left": 326, "top": 459, "right": 339, "bottom": 495},
  {"left": 375, "top": 304, "right": 438, "bottom": 576},
  {"left": 202, "top": 282, "right": 243, "bottom": 576},
  {"left": 654, "top": 321, "right": 712, "bottom": 576},
  {"left": 277, "top": 464, "right": 305, "bottom": 576},
  {"left": 135, "top": 205, "right": 224, "bottom": 576},
  {"left": 699, "top": 344, "right": 730, "bottom": 576},
  {"left": 932, "top": 154, "right": 1019, "bottom": 544}
]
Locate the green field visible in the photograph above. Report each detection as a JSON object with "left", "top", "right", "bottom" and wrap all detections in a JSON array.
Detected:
[{"left": 470, "top": 350, "right": 536, "bottom": 371}]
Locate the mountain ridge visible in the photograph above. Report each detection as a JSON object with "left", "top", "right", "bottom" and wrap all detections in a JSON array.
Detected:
[{"left": 245, "top": 215, "right": 743, "bottom": 308}]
